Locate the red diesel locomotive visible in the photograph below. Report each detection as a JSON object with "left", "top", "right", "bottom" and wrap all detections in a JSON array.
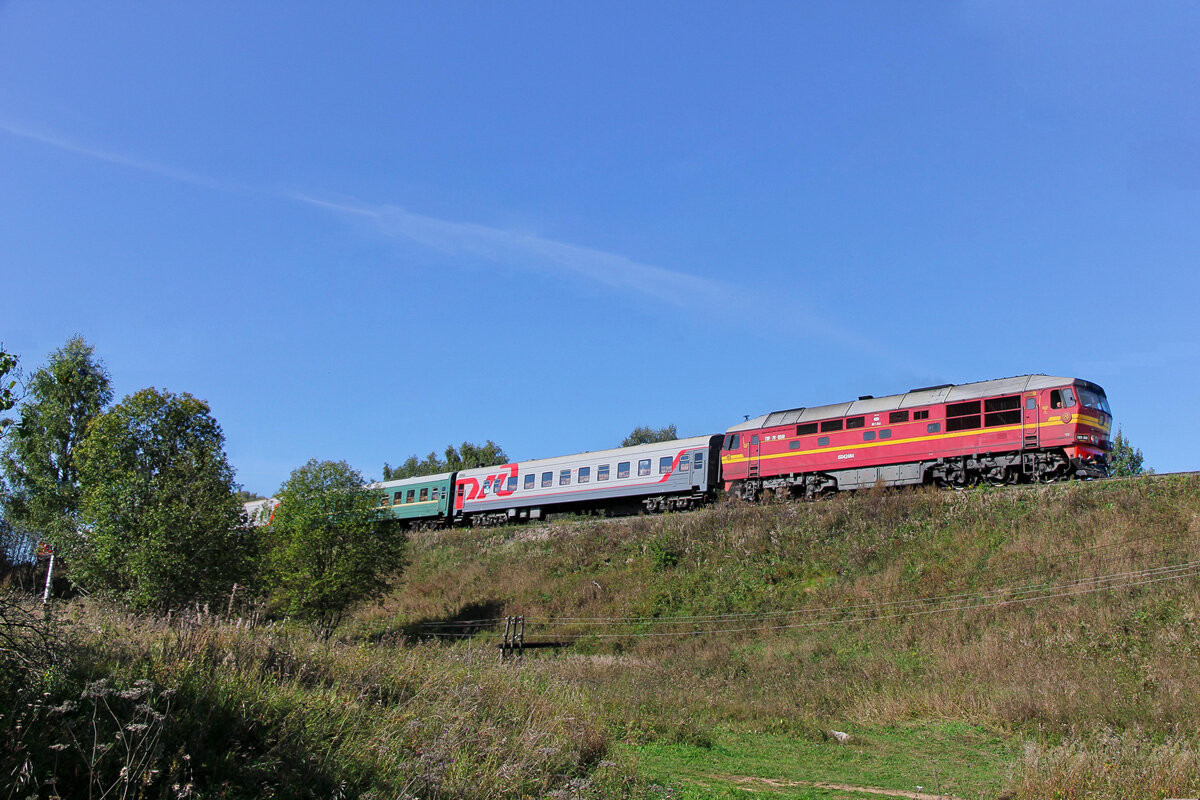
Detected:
[{"left": 720, "top": 375, "right": 1111, "bottom": 500}]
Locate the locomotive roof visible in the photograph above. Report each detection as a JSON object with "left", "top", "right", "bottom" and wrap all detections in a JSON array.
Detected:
[{"left": 726, "top": 374, "right": 1080, "bottom": 433}]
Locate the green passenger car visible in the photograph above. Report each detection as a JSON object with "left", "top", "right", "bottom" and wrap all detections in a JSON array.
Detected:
[{"left": 373, "top": 472, "right": 455, "bottom": 526}]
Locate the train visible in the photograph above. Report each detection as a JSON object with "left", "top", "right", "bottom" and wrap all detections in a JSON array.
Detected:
[{"left": 357, "top": 374, "right": 1113, "bottom": 528}]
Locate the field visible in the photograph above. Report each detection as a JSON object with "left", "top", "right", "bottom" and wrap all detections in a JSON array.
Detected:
[{"left": 4, "top": 474, "right": 1199, "bottom": 798}]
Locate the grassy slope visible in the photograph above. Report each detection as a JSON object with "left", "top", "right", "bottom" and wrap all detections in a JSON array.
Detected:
[
  {"left": 13, "top": 476, "right": 1197, "bottom": 799},
  {"left": 359, "top": 475, "right": 1200, "bottom": 799}
]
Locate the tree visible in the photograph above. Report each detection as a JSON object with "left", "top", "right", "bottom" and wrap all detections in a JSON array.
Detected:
[
  {"left": 264, "top": 459, "right": 406, "bottom": 638},
  {"left": 621, "top": 424, "right": 678, "bottom": 447},
  {"left": 1, "top": 337, "right": 112, "bottom": 549},
  {"left": 73, "top": 388, "right": 252, "bottom": 609},
  {"left": 383, "top": 440, "right": 508, "bottom": 480},
  {"left": 1108, "top": 427, "right": 1150, "bottom": 477}
]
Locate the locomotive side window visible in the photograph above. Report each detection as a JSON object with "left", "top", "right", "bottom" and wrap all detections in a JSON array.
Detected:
[
  {"left": 913, "top": 409, "right": 929, "bottom": 420},
  {"left": 1026, "top": 397, "right": 1036, "bottom": 410},
  {"left": 789, "top": 441, "right": 801, "bottom": 450},
  {"left": 727, "top": 434, "right": 740, "bottom": 450},
  {"left": 796, "top": 423, "right": 818, "bottom": 435},
  {"left": 846, "top": 417, "right": 864, "bottom": 429},
  {"left": 946, "top": 401, "right": 982, "bottom": 432},
  {"left": 879, "top": 429, "right": 892, "bottom": 439},
  {"left": 559, "top": 470, "right": 571, "bottom": 486},
  {"left": 638, "top": 459, "right": 651, "bottom": 476},
  {"left": 618, "top": 461, "right": 630, "bottom": 479},
  {"left": 818, "top": 436, "right": 830, "bottom": 446},
  {"left": 597, "top": 464, "right": 610, "bottom": 481},
  {"left": 541, "top": 471, "right": 553, "bottom": 488},
  {"left": 1050, "top": 390, "right": 1064, "bottom": 409},
  {"left": 889, "top": 411, "right": 909, "bottom": 424},
  {"left": 578, "top": 467, "right": 590, "bottom": 483},
  {"left": 863, "top": 431, "right": 876, "bottom": 441},
  {"left": 524, "top": 474, "right": 535, "bottom": 490},
  {"left": 984, "top": 395, "right": 1021, "bottom": 427},
  {"left": 1062, "top": 388, "right": 1076, "bottom": 407},
  {"left": 750, "top": 434, "right": 759, "bottom": 445},
  {"left": 927, "top": 423, "right": 941, "bottom": 433},
  {"left": 659, "top": 456, "right": 673, "bottom": 474},
  {"left": 821, "top": 419, "right": 843, "bottom": 433}
]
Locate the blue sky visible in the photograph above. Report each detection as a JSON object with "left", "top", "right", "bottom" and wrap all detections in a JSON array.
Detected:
[{"left": 1, "top": 2, "right": 1197, "bottom": 493}]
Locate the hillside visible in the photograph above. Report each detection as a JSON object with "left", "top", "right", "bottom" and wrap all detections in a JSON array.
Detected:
[{"left": 6, "top": 474, "right": 1198, "bottom": 799}]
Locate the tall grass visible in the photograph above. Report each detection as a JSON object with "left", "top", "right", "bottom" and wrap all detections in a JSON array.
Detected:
[{"left": 372, "top": 475, "right": 1200, "bottom": 798}]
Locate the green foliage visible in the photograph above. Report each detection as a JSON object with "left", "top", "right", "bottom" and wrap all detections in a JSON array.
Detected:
[
  {"left": 233, "top": 489, "right": 267, "bottom": 503},
  {"left": 0, "top": 346, "right": 17, "bottom": 421},
  {"left": 265, "top": 459, "right": 407, "bottom": 638},
  {"left": 383, "top": 439, "right": 507, "bottom": 480},
  {"left": 1108, "top": 427, "right": 1149, "bottom": 477},
  {"left": 74, "top": 388, "right": 252, "bottom": 609},
  {"left": 621, "top": 424, "right": 678, "bottom": 447},
  {"left": 1, "top": 336, "right": 112, "bottom": 549}
]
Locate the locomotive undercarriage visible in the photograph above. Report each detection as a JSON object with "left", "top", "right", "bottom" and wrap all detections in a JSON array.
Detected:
[{"left": 731, "top": 447, "right": 1105, "bottom": 500}]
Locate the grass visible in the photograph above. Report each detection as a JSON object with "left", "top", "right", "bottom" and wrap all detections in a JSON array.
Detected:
[
  {"left": 5, "top": 474, "right": 1200, "bottom": 797},
  {"left": 628, "top": 722, "right": 1015, "bottom": 799}
]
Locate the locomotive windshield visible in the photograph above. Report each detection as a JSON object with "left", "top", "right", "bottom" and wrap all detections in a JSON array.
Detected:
[{"left": 1078, "top": 387, "right": 1111, "bottom": 414}]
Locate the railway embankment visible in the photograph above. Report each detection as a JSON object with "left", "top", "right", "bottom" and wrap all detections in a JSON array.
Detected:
[{"left": 5, "top": 474, "right": 1198, "bottom": 798}]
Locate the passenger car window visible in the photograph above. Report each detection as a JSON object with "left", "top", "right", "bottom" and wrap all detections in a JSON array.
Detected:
[
  {"left": 578, "top": 467, "right": 590, "bottom": 483},
  {"left": 659, "top": 456, "right": 673, "bottom": 474},
  {"left": 524, "top": 474, "right": 535, "bottom": 489},
  {"left": 541, "top": 471, "right": 552, "bottom": 488},
  {"left": 419, "top": 488, "right": 429, "bottom": 501},
  {"left": 506, "top": 476, "right": 517, "bottom": 491},
  {"left": 679, "top": 453, "right": 690, "bottom": 472},
  {"left": 393, "top": 491, "right": 403, "bottom": 505},
  {"left": 406, "top": 489, "right": 415, "bottom": 503},
  {"left": 597, "top": 464, "right": 610, "bottom": 481},
  {"left": 617, "top": 461, "right": 630, "bottom": 479},
  {"left": 694, "top": 452, "right": 704, "bottom": 472},
  {"left": 559, "top": 470, "right": 571, "bottom": 486},
  {"left": 638, "top": 459, "right": 651, "bottom": 476}
]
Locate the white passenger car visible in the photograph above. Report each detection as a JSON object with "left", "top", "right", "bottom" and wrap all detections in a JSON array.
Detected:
[{"left": 453, "top": 435, "right": 723, "bottom": 524}]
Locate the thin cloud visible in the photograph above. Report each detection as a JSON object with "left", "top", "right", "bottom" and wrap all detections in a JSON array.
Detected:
[
  {"left": 0, "top": 120, "right": 250, "bottom": 195},
  {"left": 1, "top": 120, "right": 931, "bottom": 372},
  {"left": 289, "top": 193, "right": 734, "bottom": 309}
]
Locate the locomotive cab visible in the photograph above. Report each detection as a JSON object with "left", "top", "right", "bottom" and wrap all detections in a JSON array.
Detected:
[{"left": 1043, "top": 380, "right": 1112, "bottom": 478}]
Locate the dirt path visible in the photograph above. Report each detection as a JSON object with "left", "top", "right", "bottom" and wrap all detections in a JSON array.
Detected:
[{"left": 725, "top": 774, "right": 968, "bottom": 799}]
